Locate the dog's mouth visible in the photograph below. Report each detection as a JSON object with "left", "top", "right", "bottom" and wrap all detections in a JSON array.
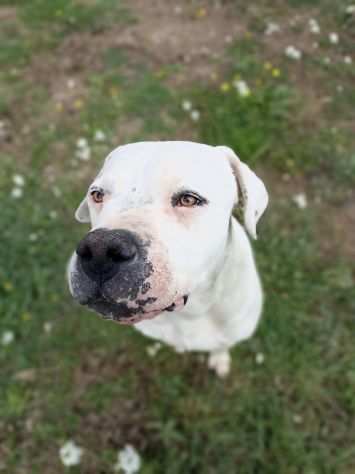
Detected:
[{"left": 84, "top": 294, "right": 189, "bottom": 325}]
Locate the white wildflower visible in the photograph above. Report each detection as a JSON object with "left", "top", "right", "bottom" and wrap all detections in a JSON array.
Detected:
[
  {"left": 190, "top": 110, "right": 200, "bottom": 121},
  {"left": 49, "top": 210, "right": 58, "bottom": 220},
  {"left": 182, "top": 100, "right": 192, "bottom": 111},
  {"left": 2, "top": 330, "right": 14, "bottom": 346},
  {"left": 0, "top": 122, "right": 5, "bottom": 139},
  {"left": 324, "top": 57, "right": 331, "bottom": 65},
  {"left": 67, "top": 79, "right": 76, "bottom": 89},
  {"left": 292, "top": 193, "right": 308, "bottom": 209},
  {"left": 344, "top": 56, "right": 352, "bottom": 64},
  {"left": 345, "top": 5, "right": 355, "bottom": 14},
  {"left": 44, "top": 322, "right": 53, "bottom": 333},
  {"left": 285, "top": 46, "right": 302, "bottom": 60},
  {"left": 329, "top": 32, "right": 339, "bottom": 44},
  {"left": 224, "top": 34, "right": 233, "bottom": 44},
  {"left": 76, "top": 146, "right": 91, "bottom": 161},
  {"left": 11, "top": 187, "right": 23, "bottom": 199},
  {"left": 52, "top": 186, "right": 62, "bottom": 198},
  {"left": 309, "top": 18, "right": 320, "bottom": 34},
  {"left": 265, "top": 22, "right": 280, "bottom": 36},
  {"left": 115, "top": 444, "right": 141, "bottom": 474},
  {"left": 76, "top": 137, "right": 88, "bottom": 149},
  {"left": 255, "top": 353, "right": 265, "bottom": 365},
  {"left": 336, "top": 85, "right": 344, "bottom": 93},
  {"left": 13, "top": 174, "right": 25, "bottom": 187},
  {"left": 94, "top": 129, "right": 106, "bottom": 142},
  {"left": 146, "top": 342, "right": 162, "bottom": 357},
  {"left": 29, "top": 233, "right": 38, "bottom": 242},
  {"left": 293, "top": 414, "right": 303, "bottom": 424},
  {"left": 59, "top": 440, "right": 83, "bottom": 467},
  {"left": 233, "top": 80, "right": 251, "bottom": 97}
]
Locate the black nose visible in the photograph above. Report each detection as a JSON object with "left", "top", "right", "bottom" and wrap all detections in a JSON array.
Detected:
[{"left": 76, "top": 228, "right": 138, "bottom": 282}]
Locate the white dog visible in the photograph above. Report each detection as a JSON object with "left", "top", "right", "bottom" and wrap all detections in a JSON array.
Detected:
[{"left": 68, "top": 141, "right": 268, "bottom": 377}]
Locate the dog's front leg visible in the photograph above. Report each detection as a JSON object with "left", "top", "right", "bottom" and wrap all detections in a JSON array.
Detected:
[{"left": 207, "top": 350, "right": 231, "bottom": 378}]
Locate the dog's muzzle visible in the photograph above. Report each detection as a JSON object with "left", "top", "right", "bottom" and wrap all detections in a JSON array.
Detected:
[{"left": 71, "top": 228, "right": 189, "bottom": 324}]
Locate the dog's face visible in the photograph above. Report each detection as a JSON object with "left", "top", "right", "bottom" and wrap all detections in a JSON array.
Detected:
[{"left": 68, "top": 141, "right": 268, "bottom": 324}]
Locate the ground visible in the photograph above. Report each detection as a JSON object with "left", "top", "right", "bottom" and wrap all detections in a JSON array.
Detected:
[{"left": 0, "top": 0, "right": 355, "bottom": 473}]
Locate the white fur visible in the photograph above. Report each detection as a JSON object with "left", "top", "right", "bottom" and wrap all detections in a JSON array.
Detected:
[{"left": 69, "top": 141, "right": 268, "bottom": 377}]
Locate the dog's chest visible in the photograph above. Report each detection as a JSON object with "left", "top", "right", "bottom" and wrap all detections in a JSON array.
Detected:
[{"left": 135, "top": 310, "right": 231, "bottom": 352}]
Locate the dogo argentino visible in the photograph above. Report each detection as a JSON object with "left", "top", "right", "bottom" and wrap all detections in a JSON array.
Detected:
[{"left": 68, "top": 141, "right": 268, "bottom": 377}]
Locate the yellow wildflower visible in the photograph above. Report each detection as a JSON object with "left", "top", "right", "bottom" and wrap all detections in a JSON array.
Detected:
[
  {"left": 155, "top": 69, "right": 166, "bottom": 79},
  {"left": 3, "top": 281, "right": 13, "bottom": 292},
  {"left": 220, "top": 82, "right": 231, "bottom": 93},
  {"left": 109, "top": 87, "right": 119, "bottom": 98},
  {"left": 73, "top": 99, "right": 84, "bottom": 110},
  {"left": 22, "top": 312, "right": 32, "bottom": 322},
  {"left": 196, "top": 7, "right": 207, "bottom": 18}
]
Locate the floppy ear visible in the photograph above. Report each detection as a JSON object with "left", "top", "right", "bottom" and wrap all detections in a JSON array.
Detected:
[
  {"left": 75, "top": 197, "right": 90, "bottom": 223},
  {"left": 217, "top": 146, "right": 269, "bottom": 239}
]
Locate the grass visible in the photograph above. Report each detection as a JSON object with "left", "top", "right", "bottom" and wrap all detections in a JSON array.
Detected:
[
  {"left": 0, "top": 0, "right": 355, "bottom": 472},
  {"left": 0, "top": 0, "right": 131, "bottom": 68}
]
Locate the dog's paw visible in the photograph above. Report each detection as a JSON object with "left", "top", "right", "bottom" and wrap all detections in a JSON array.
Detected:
[{"left": 207, "top": 350, "right": 231, "bottom": 378}]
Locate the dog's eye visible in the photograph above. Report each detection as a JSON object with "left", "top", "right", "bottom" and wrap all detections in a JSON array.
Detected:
[
  {"left": 177, "top": 193, "right": 201, "bottom": 207},
  {"left": 90, "top": 189, "right": 104, "bottom": 204},
  {"left": 172, "top": 191, "right": 207, "bottom": 208}
]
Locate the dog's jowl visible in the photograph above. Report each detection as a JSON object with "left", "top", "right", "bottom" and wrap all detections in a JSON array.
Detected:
[{"left": 68, "top": 141, "right": 268, "bottom": 377}]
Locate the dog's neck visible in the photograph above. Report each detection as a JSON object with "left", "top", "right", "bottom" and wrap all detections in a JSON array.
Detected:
[{"left": 179, "top": 217, "right": 256, "bottom": 319}]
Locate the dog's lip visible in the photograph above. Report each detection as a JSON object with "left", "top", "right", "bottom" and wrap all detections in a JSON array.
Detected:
[
  {"left": 115, "top": 294, "right": 189, "bottom": 325},
  {"left": 164, "top": 294, "right": 189, "bottom": 312},
  {"left": 85, "top": 294, "right": 189, "bottom": 325}
]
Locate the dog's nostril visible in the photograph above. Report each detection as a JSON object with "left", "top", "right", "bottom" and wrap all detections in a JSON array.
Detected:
[
  {"left": 107, "top": 244, "right": 136, "bottom": 262},
  {"left": 76, "top": 242, "right": 93, "bottom": 261}
]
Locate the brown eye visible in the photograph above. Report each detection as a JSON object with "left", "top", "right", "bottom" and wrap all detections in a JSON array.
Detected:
[
  {"left": 91, "top": 189, "right": 104, "bottom": 204},
  {"left": 178, "top": 194, "right": 200, "bottom": 207}
]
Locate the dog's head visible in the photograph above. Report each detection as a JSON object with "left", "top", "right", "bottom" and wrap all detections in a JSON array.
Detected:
[{"left": 68, "top": 141, "right": 268, "bottom": 324}]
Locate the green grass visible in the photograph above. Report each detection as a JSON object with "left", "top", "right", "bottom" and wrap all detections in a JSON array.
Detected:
[
  {"left": 190, "top": 37, "right": 355, "bottom": 183},
  {"left": 1, "top": 0, "right": 355, "bottom": 472},
  {"left": 0, "top": 0, "right": 132, "bottom": 68}
]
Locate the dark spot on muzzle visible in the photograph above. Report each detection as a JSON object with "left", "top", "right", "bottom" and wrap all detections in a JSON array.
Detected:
[{"left": 88, "top": 296, "right": 157, "bottom": 320}]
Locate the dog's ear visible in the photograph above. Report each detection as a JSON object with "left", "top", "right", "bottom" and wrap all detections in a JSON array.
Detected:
[
  {"left": 217, "top": 146, "right": 268, "bottom": 239},
  {"left": 75, "top": 197, "right": 90, "bottom": 223}
]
